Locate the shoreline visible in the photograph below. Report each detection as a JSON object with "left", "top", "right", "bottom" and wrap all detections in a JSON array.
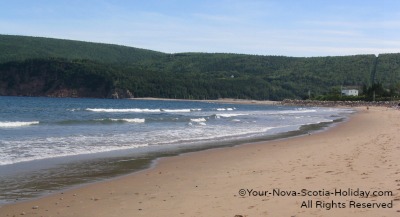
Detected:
[
  {"left": 0, "top": 108, "right": 346, "bottom": 206},
  {"left": 131, "top": 97, "right": 278, "bottom": 105},
  {"left": 0, "top": 119, "right": 341, "bottom": 207},
  {"left": 132, "top": 97, "right": 400, "bottom": 107},
  {"left": 0, "top": 97, "right": 349, "bottom": 206},
  {"left": 1, "top": 107, "right": 399, "bottom": 216}
]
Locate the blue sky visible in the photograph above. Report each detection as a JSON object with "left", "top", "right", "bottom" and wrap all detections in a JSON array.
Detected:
[{"left": 1, "top": 0, "right": 399, "bottom": 56}]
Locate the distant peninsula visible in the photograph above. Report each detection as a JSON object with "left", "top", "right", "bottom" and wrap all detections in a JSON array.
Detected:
[{"left": 0, "top": 34, "right": 399, "bottom": 100}]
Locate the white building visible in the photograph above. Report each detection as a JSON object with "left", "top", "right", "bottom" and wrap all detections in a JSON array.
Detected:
[{"left": 341, "top": 89, "right": 358, "bottom": 96}]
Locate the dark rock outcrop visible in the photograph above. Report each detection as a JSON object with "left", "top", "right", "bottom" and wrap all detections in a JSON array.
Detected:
[{"left": 108, "top": 88, "right": 134, "bottom": 99}]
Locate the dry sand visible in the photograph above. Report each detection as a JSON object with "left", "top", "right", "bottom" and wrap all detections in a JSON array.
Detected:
[{"left": 1, "top": 107, "right": 399, "bottom": 217}]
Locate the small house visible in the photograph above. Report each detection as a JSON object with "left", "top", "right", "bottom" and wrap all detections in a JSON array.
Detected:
[{"left": 341, "top": 89, "right": 358, "bottom": 96}]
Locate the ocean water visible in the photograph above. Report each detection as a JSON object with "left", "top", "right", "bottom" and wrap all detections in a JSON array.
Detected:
[{"left": 0, "top": 96, "right": 354, "bottom": 204}]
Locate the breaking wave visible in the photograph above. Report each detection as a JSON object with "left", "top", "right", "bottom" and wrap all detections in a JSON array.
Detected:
[{"left": 0, "top": 121, "right": 39, "bottom": 128}]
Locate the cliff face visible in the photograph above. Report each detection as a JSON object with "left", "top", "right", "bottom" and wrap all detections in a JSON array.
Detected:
[
  {"left": 0, "top": 59, "right": 133, "bottom": 99},
  {"left": 0, "top": 83, "right": 129, "bottom": 99},
  {"left": 0, "top": 82, "right": 134, "bottom": 99}
]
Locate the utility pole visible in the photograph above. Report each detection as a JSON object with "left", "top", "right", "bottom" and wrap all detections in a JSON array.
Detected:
[
  {"left": 373, "top": 90, "right": 376, "bottom": 102},
  {"left": 340, "top": 85, "right": 343, "bottom": 97}
]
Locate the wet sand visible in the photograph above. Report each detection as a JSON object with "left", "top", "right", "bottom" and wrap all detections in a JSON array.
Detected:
[{"left": 0, "top": 107, "right": 399, "bottom": 216}]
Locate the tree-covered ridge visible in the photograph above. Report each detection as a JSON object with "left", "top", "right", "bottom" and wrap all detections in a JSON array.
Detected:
[
  {"left": 375, "top": 53, "right": 400, "bottom": 90},
  {"left": 0, "top": 34, "right": 399, "bottom": 100},
  {"left": 0, "top": 35, "right": 165, "bottom": 64},
  {"left": 141, "top": 53, "right": 377, "bottom": 99}
]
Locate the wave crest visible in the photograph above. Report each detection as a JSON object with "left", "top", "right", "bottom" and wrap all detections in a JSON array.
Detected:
[
  {"left": 0, "top": 121, "right": 39, "bottom": 128},
  {"left": 190, "top": 118, "right": 207, "bottom": 122},
  {"left": 86, "top": 108, "right": 160, "bottom": 113},
  {"left": 110, "top": 118, "right": 145, "bottom": 123},
  {"left": 86, "top": 108, "right": 202, "bottom": 113}
]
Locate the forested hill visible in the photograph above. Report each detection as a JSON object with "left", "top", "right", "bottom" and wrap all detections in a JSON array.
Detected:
[
  {"left": 0, "top": 34, "right": 399, "bottom": 100},
  {"left": 0, "top": 35, "right": 164, "bottom": 64}
]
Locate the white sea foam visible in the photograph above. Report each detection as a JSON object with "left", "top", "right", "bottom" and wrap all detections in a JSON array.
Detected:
[
  {"left": 86, "top": 108, "right": 160, "bottom": 113},
  {"left": 87, "top": 108, "right": 200, "bottom": 113},
  {"left": 316, "top": 119, "right": 334, "bottom": 123},
  {"left": 0, "top": 121, "right": 39, "bottom": 128},
  {"left": 1, "top": 123, "right": 275, "bottom": 166},
  {"left": 67, "top": 108, "right": 78, "bottom": 112},
  {"left": 216, "top": 113, "right": 248, "bottom": 118},
  {"left": 162, "top": 109, "right": 192, "bottom": 113},
  {"left": 216, "top": 108, "right": 235, "bottom": 111},
  {"left": 110, "top": 118, "right": 146, "bottom": 123},
  {"left": 274, "top": 109, "right": 317, "bottom": 114},
  {"left": 0, "top": 142, "right": 149, "bottom": 166},
  {"left": 190, "top": 118, "right": 207, "bottom": 122}
]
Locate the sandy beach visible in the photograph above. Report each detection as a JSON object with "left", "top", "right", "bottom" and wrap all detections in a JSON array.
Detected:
[{"left": 1, "top": 106, "right": 399, "bottom": 217}]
